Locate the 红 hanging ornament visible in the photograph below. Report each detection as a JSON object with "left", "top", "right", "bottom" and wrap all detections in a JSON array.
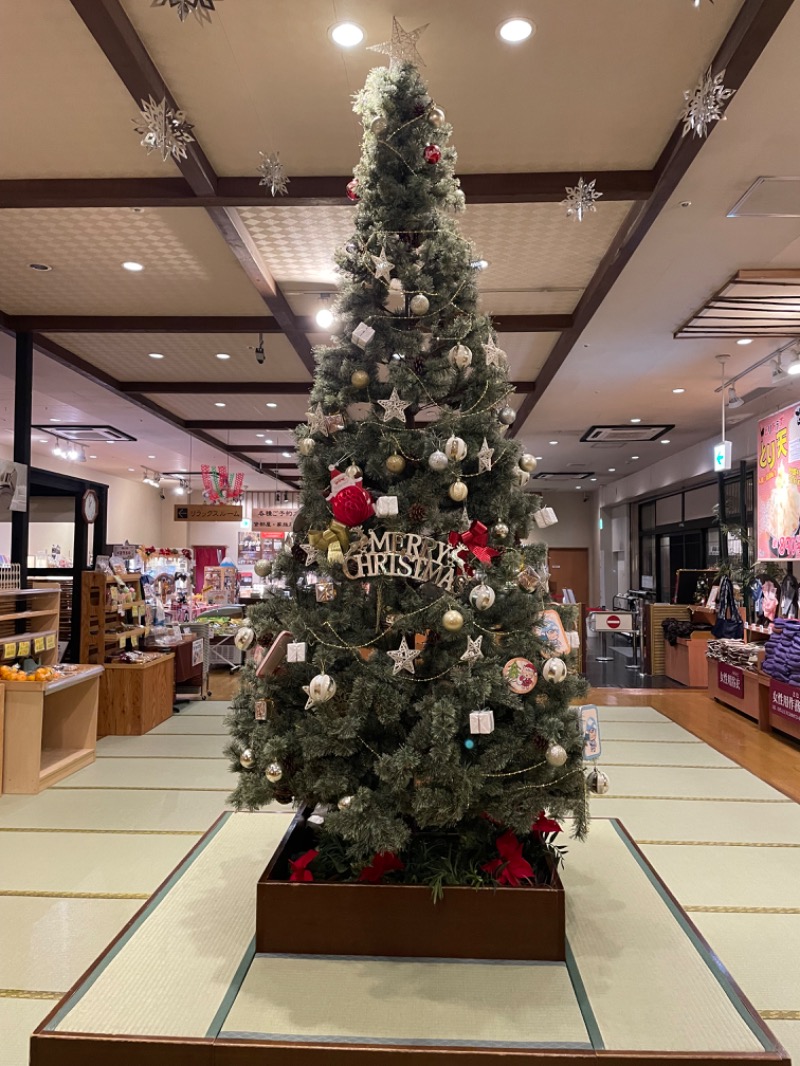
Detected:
[
  {"left": 368, "top": 17, "right": 429, "bottom": 70},
  {"left": 562, "top": 177, "right": 602, "bottom": 222},
  {"left": 257, "top": 152, "right": 290, "bottom": 197},
  {"left": 370, "top": 246, "right": 395, "bottom": 282},
  {"left": 460, "top": 634, "right": 484, "bottom": 665},
  {"left": 681, "top": 67, "right": 735, "bottom": 139},
  {"left": 387, "top": 635, "right": 421, "bottom": 676},
  {"left": 151, "top": 0, "right": 219, "bottom": 23},
  {"left": 377, "top": 388, "right": 411, "bottom": 424},
  {"left": 477, "top": 438, "right": 494, "bottom": 474},
  {"left": 134, "top": 96, "right": 195, "bottom": 162}
]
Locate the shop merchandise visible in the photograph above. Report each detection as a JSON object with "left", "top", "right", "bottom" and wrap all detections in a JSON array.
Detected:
[
  {"left": 711, "top": 576, "right": 744, "bottom": 640},
  {"left": 706, "top": 639, "right": 763, "bottom": 671},
  {"left": 761, "top": 618, "right": 800, "bottom": 683},
  {"left": 662, "top": 616, "right": 711, "bottom": 646}
]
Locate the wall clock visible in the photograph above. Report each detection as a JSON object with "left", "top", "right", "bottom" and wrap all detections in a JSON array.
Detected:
[{"left": 82, "top": 489, "right": 99, "bottom": 525}]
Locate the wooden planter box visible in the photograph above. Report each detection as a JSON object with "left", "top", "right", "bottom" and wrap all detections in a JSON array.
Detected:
[{"left": 256, "top": 810, "right": 565, "bottom": 961}]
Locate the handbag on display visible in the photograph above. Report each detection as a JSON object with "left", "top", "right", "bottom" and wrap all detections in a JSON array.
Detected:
[{"left": 711, "top": 576, "right": 744, "bottom": 640}]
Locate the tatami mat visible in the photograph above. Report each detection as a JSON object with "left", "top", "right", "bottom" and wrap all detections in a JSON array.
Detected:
[
  {"left": 596, "top": 765, "right": 789, "bottom": 801},
  {"left": 0, "top": 897, "right": 140, "bottom": 992},
  {"left": 691, "top": 913, "right": 800, "bottom": 1014},
  {"left": 591, "top": 706, "right": 670, "bottom": 723},
  {"left": 600, "top": 720, "right": 702, "bottom": 742},
  {"left": 0, "top": 1000, "right": 53, "bottom": 1066},
  {"left": 0, "top": 831, "right": 198, "bottom": 895},
  {"left": 52, "top": 756, "right": 232, "bottom": 791},
  {"left": 601, "top": 741, "right": 737, "bottom": 767},
  {"left": 149, "top": 715, "right": 227, "bottom": 734},
  {"left": 96, "top": 734, "right": 227, "bottom": 759},
  {"left": 54, "top": 812, "right": 292, "bottom": 1037},
  {"left": 179, "top": 702, "right": 231, "bottom": 715},
  {"left": 586, "top": 797, "right": 800, "bottom": 844},
  {"left": 221, "top": 955, "right": 590, "bottom": 1048},
  {"left": 770, "top": 1022, "right": 800, "bottom": 1063},
  {"left": 0, "top": 788, "right": 229, "bottom": 833}
]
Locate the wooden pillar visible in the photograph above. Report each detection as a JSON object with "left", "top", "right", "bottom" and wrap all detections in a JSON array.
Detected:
[{"left": 11, "top": 332, "right": 33, "bottom": 587}]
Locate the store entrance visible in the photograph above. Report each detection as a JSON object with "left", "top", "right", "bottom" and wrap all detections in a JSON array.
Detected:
[{"left": 658, "top": 530, "right": 706, "bottom": 602}]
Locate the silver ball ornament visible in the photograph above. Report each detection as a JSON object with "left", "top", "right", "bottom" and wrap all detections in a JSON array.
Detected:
[
  {"left": 449, "top": 479, "right": 468, "bottom": 502},
  {"left": 345, "top": 464, "right": 363, "bottom": 480},
  {"left": 234, "top": 625, "right": 255, "bottom": 652},
  {"left": 386, "top": 453, "right": 406, "bottom": 474},
  {"left": 254, "top": 559, "right": 271, "bottom": 578},
  {"left": 587, "top": 768, "right": 610, "bottom": 795},
  {"left": 470, "top": 583, "right": 496, "bottom": 611},
  {"left": 520, "top": 454, "right": 538, "bottom": 473},
  {"left": 308, "top": 673, "right": 336, "bottom": 704},
  {"left": 239, "top": 748, "right": 255, "bottom": 770},
  {"left": 409, "top": 293, "right": 430, "bottom": 316},
  {"left": 442, "top": 609, "right": 464, "bottom": 632},
  {"left": 445, "top": 435, "right": 468, "bottom": 462},
  {"left": 498, "top": 406, "right": 517, "bottom": 426},
  {"left": 350, "top": 369, "right": 370, "bottom": 388},
  {"left": 429, "top": 105, "right": 446, "bottom": 128},
  {"left": 492, "top": 522, "right": 509, "bottom": 540},
  {"left": 337, "top": 794, "right": 354, "bottom": 810},
  {"left": 265, "top": 762, "right": 283, "bottom": 783},
  {"left": 448, "top": 344, "right": 473, "bottom": 370},
  {"left": 542, "top": 658, "right": 568, "bottom": 684},
  {"left": 546, "top": 744, "right": 568, "bottom": 767},
  {"left": 298, "top": 437, "right": 315, "bottom": 457},
  {"left": 428, "top": 449, "right": 449, "bottom": 472},
  {"left": 370, "top": 115, "right": 388, "bottom": 135}
]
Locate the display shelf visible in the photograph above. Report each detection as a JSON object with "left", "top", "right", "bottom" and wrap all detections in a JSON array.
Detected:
[
  {"left": 80, "top": 572, "right": 149, "bottom": 663},
  {"left": 98, "top": 653, "right": 174, "bottom": 737},
  {"left": 104, "top": 625, "right": 145, "bottom": 645},
  {"left": 706, "top": 658, "right": 769, "bottom": 728},
  {"left": 0, "top": 587, "right": 60, "bottom": 668},
  {"left": 1, "top": 663, "right": 101, "bottom": 794},
  {"left": 664, "top": 634, "right": 711, "bottom": 687}
]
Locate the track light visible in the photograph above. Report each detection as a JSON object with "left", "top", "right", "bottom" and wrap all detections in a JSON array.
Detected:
[
  {"left": 727, "top": 386, "right": 744, "bottom": 409},
  {"left": 316, "top": 295, "right": 335, "bottom": 329},
  {"left": 66, "top": 444, "right": 79, "bottom": 461},
  {"left": 52, "top": 440, "right": 63, "bottom": 457},
  {"left": 788, "top": 350, "right": 800, "bottom": 376},
  {"left": 771, "top": 357, "right": 786, "bottom": 384}
]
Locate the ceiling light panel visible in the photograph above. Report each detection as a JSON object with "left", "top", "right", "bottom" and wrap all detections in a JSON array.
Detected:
[{"left": 581, "top": 424, "right": 674, "bottom": 443}]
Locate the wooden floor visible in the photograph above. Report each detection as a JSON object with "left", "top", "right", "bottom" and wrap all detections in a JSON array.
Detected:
[{"left": 590, "top": 687, "right": 800, "bottom": 805}]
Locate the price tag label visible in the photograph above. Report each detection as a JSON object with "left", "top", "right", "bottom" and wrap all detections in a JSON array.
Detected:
[
  {"left": 119, "top": 636, "right": 126, "bottom": 649},
  {"left": 17, "top": 640, "right": 30, "bottom": 657},
  {"left": 33, "top": 637, "right": 45, "bottom": 653},
  {"left": 132, "top": 635, "right": 139, "bottom": 648},
  {"left": 45, "top": 634, "right": 56, "bottom": 650},
  {"left": 3, "top": 642, "right": 17, "bottom": 660}
]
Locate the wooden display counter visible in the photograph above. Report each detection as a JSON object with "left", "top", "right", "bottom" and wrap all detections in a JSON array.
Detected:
[
  {"left": 664, "top": 632, "right": 711, "bottom": 687},
  {"left": 1, "top": 665, "right": 103, "bottom": 794},
  {"left": 98, "top": 653, "right": 174, "bottom": 737},
  {"left": 706, "top": 659, "right": 770, "bottom": 729}
]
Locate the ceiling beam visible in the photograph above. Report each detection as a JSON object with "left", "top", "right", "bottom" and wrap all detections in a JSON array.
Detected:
[
  {"left": 68, "top": 0, "right": 314, "bottom": 377},
  {"left": 185, "top": 421, "right": 299, "bottom": 431},
  {"left": 116, "top": 379, "right": 536, "bottom": 395},
  {"left": 509, "top": 0, "right": 795, "bottom": 435},
  {"left": 16, "top": 313, "right": 572, "bottom": 334},
  {"left": 0, "top": 172, "right": 655, "bottom": 210}
]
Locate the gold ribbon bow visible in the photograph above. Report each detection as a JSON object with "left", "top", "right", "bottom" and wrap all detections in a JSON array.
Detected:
[{"left": 309, "top": 520, "right": 350, "bottom": 564}]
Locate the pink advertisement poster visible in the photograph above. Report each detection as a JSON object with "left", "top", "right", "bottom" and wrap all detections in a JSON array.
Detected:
[{"left": 757, "top": 402, "right": 800, "bottom": 561}]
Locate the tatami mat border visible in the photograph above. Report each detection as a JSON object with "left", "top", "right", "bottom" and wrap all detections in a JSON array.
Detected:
[
  {"left": 595, "top": 795, "right": 791, "bottom": 803},
  {"left": 0, "top": 889, "right": 150, "bottom": 900},
  {"left": 0, "top": 988, "right": 63, "bottom": 1000},
  {"left": 639, "top": 840, "right": 800, "bottom": 848}
]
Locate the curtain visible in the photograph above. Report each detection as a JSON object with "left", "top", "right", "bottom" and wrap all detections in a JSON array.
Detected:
[{"left": 193, "top": 545, "right": 225, "bottom": 590}]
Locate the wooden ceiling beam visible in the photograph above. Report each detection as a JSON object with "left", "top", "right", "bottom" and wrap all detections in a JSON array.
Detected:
[
  {"left": 185, "top": 420, "right": 300, "bottom": 431},
  {"left": 116, "top": 379, "right": 535, "bottom": 395},
  {"left": 67, "top": 0, "right": 314, "bottom": 377},
  {"left": 509, "top": 0, "right": 795, "bottom": 435},
  {"left": 0, "top": 172, "right": 654, "bottom": 210}
]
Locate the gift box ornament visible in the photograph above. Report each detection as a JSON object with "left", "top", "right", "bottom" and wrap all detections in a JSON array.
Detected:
[
  {"left": 255, "top": 698, "right": 275, "bottom": 721},
  {"left": 534, "top": 507, "right": 559, "bottom": 528},
  {"left": 469, "top": 708, "right": 495, "bottom": 734},
  {"left": 352, "top": 322, "right": 376, "bottom": 349},
  {"left": 315, "top": 581, "right": 337, "bottom": 602},
  {"left": 375, "top": 495, "right": 399, "bottom": 517},
  {"left": 287, "top": 641, "right": 307, "bottom": 663}
]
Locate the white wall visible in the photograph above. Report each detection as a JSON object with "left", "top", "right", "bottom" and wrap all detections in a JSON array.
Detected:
[{"left": 528, "top": 491, "right": 601, "bottom": 604}]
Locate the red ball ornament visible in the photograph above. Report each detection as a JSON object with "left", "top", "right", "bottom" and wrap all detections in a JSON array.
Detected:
[
  {"left": 346, "top": 179, "right": 360, "bottom": 202},
  {"left": 330, "top": 485, "right": 374, "bottom": 527},
  {"left": 423, "top": 144, "right": 442, "bottom": 164}
]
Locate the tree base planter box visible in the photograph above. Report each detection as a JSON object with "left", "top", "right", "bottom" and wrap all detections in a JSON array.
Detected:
[{"left": 255, "top": 810, "right": 565, "bottom": 961}]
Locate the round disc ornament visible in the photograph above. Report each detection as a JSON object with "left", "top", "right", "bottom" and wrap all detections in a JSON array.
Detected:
[
  {"left": 503, "top": 657, "right": 538, "bottom": 695},
  {"left": 345, "top": 463, "right": 363, "bottom": 480},
  {"left": 308, "top": 673, "right": 336, "bottom": 704},
  {"left": 449, "top": 479, "right": 468, "bottom": 502},
  {"left": 520, "top": 454, "right": 538, "bottom": 473},
  {"left": 409, "top": 293, "right": 430, "bottom": 316},
  {"left": 370, "top": 115, "right": 387, "bottom": 135},
  {"left": 386, "top": 453, "right": 406, "bottom": 474},
  {"left": 542, "top": 657, "right": 568, "bottom": 683},
  {"left": 445, "top": 435, "right": 468, "bottom": 462},
  {"left": 492, "top": 522, "right": 509, "bottom": 540},
  {"left": 239, "top": 747, "right": 255, "bottom": 770},
  {"left": 254, "top": 559, "right": 271, "bottom": 578},
  {"left": 448, "top": 344, "right": 473, "bottom": 370},
  {"left": 545, "top": 743, "right": 568, "bottom": 767},
  {"left": 470, "top": 583, "right": 496, "bottom": 611},
  {"left": 338, "top": 794, "right": 354, "bottom": 810},
  {"left": 442, "top": 609, "right": 464, "bottom": 632},
  {"left": 423, "top": 143, "right": 442, "bottom": 164},
  {"left": 429, "top": 105, "right": 446, "bottom": 127},
  {"left": 428, "top": 449, "right": 449, "bottom": 472}
]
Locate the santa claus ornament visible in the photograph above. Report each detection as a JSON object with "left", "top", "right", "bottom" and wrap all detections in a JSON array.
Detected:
[{"left": 326, "top": 466, "right": 375, "bottom": 527}]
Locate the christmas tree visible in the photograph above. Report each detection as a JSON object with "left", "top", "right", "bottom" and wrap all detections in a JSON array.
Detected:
[{"left": 227, "top": 35, "right": 590, "bottom": 889}]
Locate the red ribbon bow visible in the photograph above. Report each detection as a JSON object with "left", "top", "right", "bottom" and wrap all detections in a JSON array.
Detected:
[
  {"left": 481, "top": 830, "right": 535, "bottom": 887},
  {"left": 449, "top": 521, "right": 501, "bottom": 568},
  {"left": 288, "top": 848, "right": 318, "bottom": 882},
  {"left": 531, "top": 812, "right": 562, "bottom": 836},
  {"left": 357, "top": 851, "right": 405, "bottom": 883}
]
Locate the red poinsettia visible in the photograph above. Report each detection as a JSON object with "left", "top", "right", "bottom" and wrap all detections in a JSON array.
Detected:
[
  {"left": 288, "top": 849, "right": 318, "bottom": 882},
  {"left": 482, "top": 830, "right": 535, "bottom": 887},
  {"left": 357, "top": 851, "right": 405, "bottom": 883},
  {"left": 531, "top": 812, "right": 562, "bottom": 836}
]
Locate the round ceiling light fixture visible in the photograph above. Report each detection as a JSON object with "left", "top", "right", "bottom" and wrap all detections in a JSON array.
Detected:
[
  {"left": 216, "top": 352, "right": 230, "bottom": 360},
  {"left": 122, "top": 261, "right": 144, "bottom": 272},
  {"left": 498, "top": 17, "right": 534, "bottom": 42},
  {"left": 148, "top": 352, "right": 164, "bottom": 360},
  {"left": 28, "top": 262, "right": 52, "bottom": 272},
  {"left": 737, "top": 338, "right": 752, "bottom": 346},
  {"left": 330, "top": 21, "right": 364, "bottom": 47}
]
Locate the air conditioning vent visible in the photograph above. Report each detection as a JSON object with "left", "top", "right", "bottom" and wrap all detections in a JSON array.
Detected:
[
  {"left": 581, "top": 424, "right": 673, "bottom": 443},
  {"left": 532, "top": 471, "right": 595, "bottom": 481},
  {"left": 31, "top": 424, "right": 136, "bottom": 443}
]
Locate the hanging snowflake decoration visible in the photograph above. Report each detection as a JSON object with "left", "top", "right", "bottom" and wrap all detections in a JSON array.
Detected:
[
  {"left": 151, "top": 0, "right": 219, "bottom": 23},
  {"left": 681, "top": 67, "right": 734, "bottom": 139},
  {"left": 562, "top": 177, "right": 602, "bottom": 222},
  {"left": 134, "top": 96, "right": 195, "bottom": 162},
  {"left": 257, "top": 152, "right": 290, "bottom": 197}
]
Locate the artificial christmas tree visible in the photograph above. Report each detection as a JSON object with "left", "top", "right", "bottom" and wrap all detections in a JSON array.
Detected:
[{"left": 227, "top": 39, "right": 590, "bottom": 898}]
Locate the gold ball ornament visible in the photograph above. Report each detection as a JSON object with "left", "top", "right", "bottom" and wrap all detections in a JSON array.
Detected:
[
  {"left": 429, "top": 105, "right": 446, "bottom": 127},
  {"left": 345, "top": 464, "right": 362, "bottom": 479},
  {"left": 445, "top": 435, "right": 468, "bottom": 462},
  {"left": 442, "top": 608, "right": 464, "bottom": 632},
  {"left": 386, "top": 453, "right": 406, "bottom": 474},
  {"left": 498, "top": 406, "right": 517, "bottom": 426},
  {"left": 338, "top": 794, "right": 354, "bottom": 810},
  {"left": 470, "top": 583, "right": 496, "bottom": 611},
  {"left": 254, "top": 559, "right": 271, "bottom": 578},
  {"left": 298, "top": 437, "right": 315, "bottom": 457},
  {"left": 492, "top": 522, "right": 509, "bottom": 540},
  {"left": 308, "top": 673, "right": 336, "bottom": 704},
  {"left": 350, "top": 369, "right": 370, "bottom": 388},
  {"left": 265, "top": 762, "right": 283, "bottom": 783},
  {"left": 449, "top": 479, "right": 468, "bottom": 502},
  {"left": 542, "top": 657, "right": 568, "bottom": 683},
  {"left": 448, "top": 344, "right": 473, "bottom": 370},
  {"left": 520, "top": 454, "right": 538, "bottom": 473},
  {"left": 409, "top": 293, "right": 430, "bottom": 316},
  {"left": 546, "top": 744, "right": 568, "bottom": 767},
  {"left": 586, "top": 768, "right": 610, "bottom": 795},
  {"left": 239, "top": 748, "right": 255, "bottom": 770}
]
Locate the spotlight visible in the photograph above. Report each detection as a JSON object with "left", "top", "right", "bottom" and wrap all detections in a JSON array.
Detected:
[
  {"left": 788, "top": 351, "right": 800, "bottom": 376},
  {"left": 66, "top": 445, "right": 79, "bottom": 462},
  {"left": 727, "top": 385, "right": 744, "bottom": 409},
  {"left": 316, "top": 296, "right": 335, "bottom": 329},
  {"left": 52, "top": 441, "right": 63, "bottom": 457},
  {"left": 255, "top": 332, "right": 265, "bottom": 365}
]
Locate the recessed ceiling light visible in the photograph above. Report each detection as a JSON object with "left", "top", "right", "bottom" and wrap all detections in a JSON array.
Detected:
[
  {"left": 128, "top": 467, "right": 135, "bottom": 472},
  {"left": 534, "top": 455, "right": 543, "bottom": 460},
  {"left": 631, "top": 455, "right": 640, "bottom": 460},
  {"left": 216, "top": 352, "right": 230, "bottom": 360},
  {"left": 28, "top": 262, "right": 52, "bottom": 272},
  {"left": 737, "top": 338, "right": 752, "bottom": 346},
  {"left": 498, "top": 17, "right": 534, "bottom": 42},
  {"left": 548, "top": 440, "right": 558, "bottom": 445},
  {"left": 609, "top": 467, "right": 616, "bottom": 472},
  {"left": 672, "top": 387, "right": 685, "bottom": 394},
  {"left": 330, "top": 21, "right": 364, "bottom": 47},
  {"left": 256, "top": 433, "right": 265, "bottom": 438},
  {"left": 37, "top": 438, "right": 47, "bottom": 442},
  {"left": 630, "top": 418, "right": 641, "bottom": 423},
  {"left": 148, "top": 352, "right": 164, "bottom": 360},
  {"left": 148, "top": 455, "right": 156, "bottom": 459},
  {"left": 49, "top": 418, "right": 61, "bottom": 423},
  {"left": 590, "top": 477, "right": 597, "bottom": 482},
  {"left": 661, "top": 439, "right": 671, "bottom": 444},
  {"left": 282, "top": 451, "right": 291, "bottom": 457},
  {"left": 266, "top": 402, "right": 277, "bottom": 408},
  {"left": 266, "top": 438, "right": 274, "bottom": 444},
  {"left": 680, "top": 200, "right": 692, "bottom": 208},
  {"left": 122, "top": 261, "right": 144, "bottom": 272},
  {"left": 215, "top": 402, "right": 226, "bottom": 407},
  {"left": 471, "top": 259, "right": 490, "bottom": 271},
  {"left": 89, "top": 454, "right": 97, "bottom": 459}
]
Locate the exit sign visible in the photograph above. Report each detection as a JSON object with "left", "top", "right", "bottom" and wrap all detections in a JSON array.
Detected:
[{"left": 714, "top": 441, "right": 732, "bottom": 471}]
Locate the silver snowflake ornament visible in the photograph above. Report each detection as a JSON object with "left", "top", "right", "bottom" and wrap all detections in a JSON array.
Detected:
[
  {"left": 370, "top": 245, "right": 395, "bottom": 282},
  {"left": 477, "top": 438, "right": 494, "bottom": 474},
  {"left": 460, "top": 635, "right": 484, "bottom": 666},
  {"left": 134, "top": 96, "right": 195, "bottom": 163},
  {"left": 368, "top": 17, "right": 429, "bottom": 69},
  {"left": 562, "top": 177, "right": 602, "bottom": 222},
  {"left": 377, "top": 388, "right": 411, "bottom": 425},
  {"left": 484, "top": 336, "right": 508, "bottom": 371},
  {"left": 682, "top": 67, "right": 735, "bottom": 139},
  {"left": 387, "top": 635, "right": 421, "bottom": 676},
  {"left": 151, "top": 0, "right": 218, "bottom": 23},
  {"left": 257, "top": 151, "right": 290, "bottom": 197},
  {"left": 301, "top": 542, "right": 321, "bottom": 566},
  {"left": 306, "top": 404, "right": 329, "bottom": 437}
]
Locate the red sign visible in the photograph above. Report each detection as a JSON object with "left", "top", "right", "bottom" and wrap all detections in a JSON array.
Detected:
[
  {"left": 717, "top": 662, "right": 744, "bottom": 699},
  {"left": 769, "top": 679, "right": 800, "bottom": 724},
  {"left": 606, "top": 615, "right": 621, "bottom": 629}
]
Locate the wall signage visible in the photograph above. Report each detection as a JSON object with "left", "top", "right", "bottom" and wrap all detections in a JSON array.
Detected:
[
  {"left": 251, "top": 507, "right": 296, "bottom": 532},
  {"left": 174, "top": 504, "right": 242, "bottom": 522}
]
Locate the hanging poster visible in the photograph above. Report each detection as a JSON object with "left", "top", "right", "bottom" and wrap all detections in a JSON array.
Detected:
[{"left": 758, "top": 403, "right": 800, "bottom": 560}]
